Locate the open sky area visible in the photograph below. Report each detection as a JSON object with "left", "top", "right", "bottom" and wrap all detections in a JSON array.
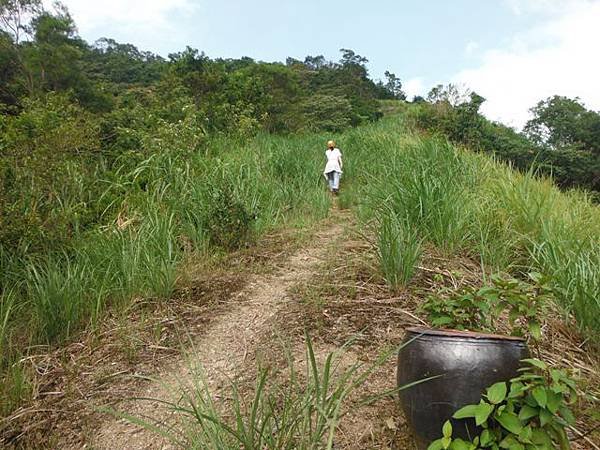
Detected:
[{"left": 47, "top": 0, "right": 600, "bottom": 129}]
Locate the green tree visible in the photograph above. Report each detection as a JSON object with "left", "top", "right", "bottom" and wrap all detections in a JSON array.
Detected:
[
  {"left": 525, "top": 95, "right": 600, "bottom": 154},
  {"left": 383, "top": 71, "right": 406, "bottom": 100},
  {"left": 427, "top": 83, "right": 470, "bottom": 107},
  {"left": 0, "top": 0, "right": 42, "bottom": 98},
  {"left": 86, "top": 38, "right": 165, "bottom": 86}
]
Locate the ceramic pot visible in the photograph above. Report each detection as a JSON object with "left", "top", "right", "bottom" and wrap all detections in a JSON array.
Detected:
[{"left": 397, "top": 327, "right": 529, "bottom": 449}]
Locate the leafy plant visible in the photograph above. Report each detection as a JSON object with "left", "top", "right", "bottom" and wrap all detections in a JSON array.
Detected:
[
  {"left": 203, "top": 183, "right": 256, "bottom": 250},
  {"left": 420, "top": 273, "right": 554, "bottom": 339},
  {"left": 428, "top": 358, "right": 577, "bottom": 450}
]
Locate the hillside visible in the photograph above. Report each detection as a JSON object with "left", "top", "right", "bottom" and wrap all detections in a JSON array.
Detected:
[{"left": 1, "top": 113, "right": 598, "bottom": 448}]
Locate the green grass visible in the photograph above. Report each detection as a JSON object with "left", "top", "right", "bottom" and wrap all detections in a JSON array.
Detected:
[
  {"left": 376, "top": 210, "right": 422, "bottom": 290},
  {"left": 121, "top": 334, "right": 424, "bottom": 450},
  {"left": 0, "top": 126, "right": 334, "bottom": 415},
  {"left": 341, "top": 114, "right": 600, "bottom": 339}
]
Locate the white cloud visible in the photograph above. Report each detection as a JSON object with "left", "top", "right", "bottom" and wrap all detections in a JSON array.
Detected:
[
  {"left": 455, "top": 0, "right": 600, "bottom": 129},
  {"left": 464, "top": 41, "right": 479, "bottom": 56},
  {"left": 403, "top": 77, "right": 426, "bottom": 100},
  {"left": 44, "top": 0, "right": 196, "bottom": 34}
]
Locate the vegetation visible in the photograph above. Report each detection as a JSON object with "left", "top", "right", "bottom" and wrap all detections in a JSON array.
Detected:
[
  {"left": 420, "top": 273, "right": 553, "bottom": 339},
  {"left": 408, "top": 86, "right": 600, "bottom": 194},
  {"left": 428, "top": 359, "right": 578, "bottom": 450},
  {"left": 0, "top": 1, "right": 406, "bottom": 415},
  {"left": 340, "top": 118, "right": 599, "bottom": 339},
  {"left": 376, "top": 211, "right": 422, "bottom": 291},
  {"left": 1, "top": 2, "right": 599, "bottom": 443},
  {"left": 125, "top": 334, "right": 419, "bottom": 450}
]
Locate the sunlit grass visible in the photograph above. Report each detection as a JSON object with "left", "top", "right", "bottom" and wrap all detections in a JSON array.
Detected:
[
  {"left": 119, "top": 334, "right": 425, "bottom": 450},
  {"left": 377, "top": 210, "right": 422, "bottom": 290},
  {"left": 343, "top": 115, "right": 600, "bottom": 338}
]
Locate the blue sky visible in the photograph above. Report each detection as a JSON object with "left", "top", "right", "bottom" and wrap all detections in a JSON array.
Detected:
[{"left": 50, "top": 0, "right": 600, "bottom": 128}]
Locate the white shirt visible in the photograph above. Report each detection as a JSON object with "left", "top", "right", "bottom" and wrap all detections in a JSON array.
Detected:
[{"left": 324, "top": 148, "right": 343, "bottom": 174}]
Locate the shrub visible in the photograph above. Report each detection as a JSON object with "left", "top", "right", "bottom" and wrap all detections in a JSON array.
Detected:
[
  {"left": 428, "top": 359, "right": 577, "bottom": 450},
  {"left": 203, "top": 182, "right": 256, "bottom": 250},
  {"left": 420, "top": 273, "right": 553, "bottom": 340}
]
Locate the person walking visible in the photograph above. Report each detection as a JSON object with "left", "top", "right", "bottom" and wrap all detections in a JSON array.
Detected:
[{"left": 323, "top": 140, "right": 343, "bottom": 195}]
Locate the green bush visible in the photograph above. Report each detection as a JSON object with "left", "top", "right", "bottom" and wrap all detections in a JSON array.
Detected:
[
  {"left": 203, "top": 182, "right": 256, "bottom": 250},
  {"left": 420, "top": 273, "right": 553, "bottom": 339}
]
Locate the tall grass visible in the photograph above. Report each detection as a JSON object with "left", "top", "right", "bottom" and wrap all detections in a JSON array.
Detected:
[
  {"left": 0, "top": 125, "right": 333, "bottom": 414},
  {"left": 2, "top": 107, "right": 599, "bottom": 416},
  {"left": 343, "top": 115, "right": 600, "bottom": 340},
  {"left": 377, "top": 211, "right": 422, "bottom": 290}
]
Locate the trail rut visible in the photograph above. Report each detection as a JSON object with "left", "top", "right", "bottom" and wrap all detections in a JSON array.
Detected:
[{"left": 90, "top": 216, "right": 346, "bottom": 449}]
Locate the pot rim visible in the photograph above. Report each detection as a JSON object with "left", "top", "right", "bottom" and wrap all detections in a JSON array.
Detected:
[{"left": 406, "top": 326, "right": 526, "bottom": 342}]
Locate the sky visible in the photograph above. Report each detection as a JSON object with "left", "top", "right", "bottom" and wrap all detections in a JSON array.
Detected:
[{"left": 46, "top": 0, "right": 600, "bottom": 129}]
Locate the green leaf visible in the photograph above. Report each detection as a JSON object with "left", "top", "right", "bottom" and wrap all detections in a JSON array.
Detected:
[
  {"left": 442, "top": 436, "right": 452, "bottom": 448},
  {"left": 539, "top": 408, "right": 553, "bottom": 427},
  {"left": 519, "top": 425, "right": 533, "bottom": 443},
  {"left": 453, "top": 404, "right": 478, "bottom": 419},
  {"left": 528, "top": 321, "right": 541, "bottom": 340},
  {"left": 496, "top": 411, "right": 523, "bottom": 434},
  {"left": 532, "top": 386, "right": 547, "bottom": 408},
  {"left": 509, "top": 381, "right": 526, "bottom": 398},
  {"left": 521, "top": 358, "right": 547, "bottom": 370},
  {"left": 432, "top": 316, "right": 454, "bottom": 326},
  {"left": 427, "top": 439, "right": 445, "bottom": 450},
  {"left": 486, "top": 382, "right": 507, "bottom": 405},
  {"left": 531, "top": 428, "right": 553, "bottom": 446},
  {"left": 480, "top": 429, "right": 492, "bottom": 446},
  {"left": 449, "top": 439, "right": 471, "bottom": 450},
  {"left": 546, "top": 390, "right": 562, "bottom": 414},
  {"left": 443, "top": 420, "right": 453, "bottom": 438},
  {"left": 559, "top": 406, "right": 575, "bottom": 425},
  {"left": 475, "top": 402, "right": 495, "bottom": 426},
  {"left": 518, "top": 405, "right": 538, "bottom": 421},
  {"left": 499, "top": 435, "right": 524, "bottom": 450}
]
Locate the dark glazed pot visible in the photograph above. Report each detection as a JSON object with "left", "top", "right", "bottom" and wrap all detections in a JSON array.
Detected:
[{"left": 397, "top": 327, "right": 529, "bottom": 450}]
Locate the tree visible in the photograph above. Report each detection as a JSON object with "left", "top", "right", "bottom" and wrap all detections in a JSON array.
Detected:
[
  {"left": 87, "top": 38, "right": 165, "bottom": 85},
  {"left": 0, "top": 0, "right": 41, "bottom": 44},
  {"left": 339, "top": 48, "right": 368, "bottom": 67},
  {"left": 383, "top": 71, "right": 406, "bottom": 100},
  {"left": 525, "top": 95, "right": 600, "bottom": 154},
  {"left": 0, "top": 0, "right": 42, "bottom": 98},
  {"left": 427, "top": 83, "right": 471, "bottom": 107},
  {"left": 303, "top": 55, "right": 328, "bottom": 70},
  {"left": 28, "top": 6, "right": 82, "bottom": 91}
]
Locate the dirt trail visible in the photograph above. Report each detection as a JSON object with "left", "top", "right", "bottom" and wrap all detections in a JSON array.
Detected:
[{"left": 90, "top": 213, "right": 347, "bottom": 449}]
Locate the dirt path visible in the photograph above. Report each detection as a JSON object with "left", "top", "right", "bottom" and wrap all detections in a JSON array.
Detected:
[{"left": 90, "top": 213, "right": 348, "bottom": 449}]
